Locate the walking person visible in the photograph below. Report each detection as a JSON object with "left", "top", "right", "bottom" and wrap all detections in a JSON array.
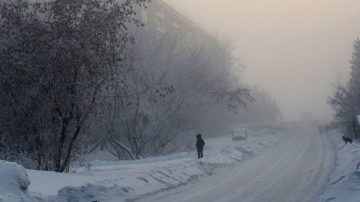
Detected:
[{"left": 196, "top": 134, "right": 205, "bottom": 159}]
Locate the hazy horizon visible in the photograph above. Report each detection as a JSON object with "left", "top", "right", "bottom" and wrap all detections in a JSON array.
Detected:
[{"left": 165, "top": 0, "right": 360, "bottom": 121}]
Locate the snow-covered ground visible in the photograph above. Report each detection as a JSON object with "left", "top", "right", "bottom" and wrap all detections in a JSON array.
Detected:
[
  {"left": 7, "top": 126, "right": 360, "bottom": 202},
  {"left": 11, "top": 126, "right": 284, "bottom": 202},
  {"left": 0, "top": 161, "right": 34, "bottom": 202},
  {"left": 317, "top": 130, "right": 360, "bottom": 202},
  {"left": 138, "top": 128, "right": 334, "bottom": 202}
]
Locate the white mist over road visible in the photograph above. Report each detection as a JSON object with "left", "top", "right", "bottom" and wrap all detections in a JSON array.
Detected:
[{"left": 138, "top": 129, "right": 334, "bottom": 202}]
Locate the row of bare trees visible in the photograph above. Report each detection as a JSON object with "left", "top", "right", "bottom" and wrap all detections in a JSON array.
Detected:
[
  {"left": 328, "top": 39, "right": 360, "bottom": 139},
  {"left": 91, "top": 24, "right": 257, "bottom": 159},
  {"left": 0, "top": 0, "right": 281, "bottom": 171},
  {"left": 0, "top": 0, "right": 149, "bottom": 171}
]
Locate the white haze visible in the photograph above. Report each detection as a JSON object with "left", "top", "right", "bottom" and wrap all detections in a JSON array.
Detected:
[{"left": 165, "top": 0, "right": 360, "bottom": 121}]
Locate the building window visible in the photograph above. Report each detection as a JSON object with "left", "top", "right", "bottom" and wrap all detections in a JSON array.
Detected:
[
  {"left": 141, "top": 8, "right": 147, "bottom": 24},
  {"left": 172, "top": 22, "right": 179, "bottom": 30},
  {"left": 156, "top": 10, "right": 165, "bottom": 19},
  {"left": 186, "top": 31, "right": 194, "bottom": 49},
  {"left": 156, "top": 14, "right": 165, "bottom": 34}
]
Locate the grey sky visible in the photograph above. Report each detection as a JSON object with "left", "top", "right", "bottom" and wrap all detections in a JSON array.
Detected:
[{"left": 165, "top": 0, "right": 360, "bottom": 121}]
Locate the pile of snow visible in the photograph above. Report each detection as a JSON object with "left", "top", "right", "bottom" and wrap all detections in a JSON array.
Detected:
[
  {"left": 24, "top": 126, "right": 285, "bottom": 202},
  {"left": 317, "top": 130, "right": 360, "bottom": 202},
  {"left": 0, "top": 160, "right": 35, "bottom": 202}
]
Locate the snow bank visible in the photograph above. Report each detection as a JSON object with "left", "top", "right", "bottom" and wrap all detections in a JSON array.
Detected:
[
  {"left": 0, "top": 160, "right": 36, "bottom": 202},
  {"left": 26, "top": 126, "right": 284, "bottom": 202},
  {"left": 317, "top": 130, "right": 360, "bottom": 202}
]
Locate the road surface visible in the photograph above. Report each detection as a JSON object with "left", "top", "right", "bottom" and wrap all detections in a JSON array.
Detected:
[{"left": 137, "top": 129, "right": 335, "bottom": 202}]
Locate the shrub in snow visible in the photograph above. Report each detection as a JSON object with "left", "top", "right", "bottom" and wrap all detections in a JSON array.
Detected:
[{"left": 0, "top": 160, "right": 34, "bottom": 202}]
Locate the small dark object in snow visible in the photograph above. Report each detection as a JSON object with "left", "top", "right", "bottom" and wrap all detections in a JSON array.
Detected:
[
  {"left": 342, "top": 136, "right": 352, "bottom": 144},
  {"left": 330, "top": 175, "right": 345, "bottom": 185}
]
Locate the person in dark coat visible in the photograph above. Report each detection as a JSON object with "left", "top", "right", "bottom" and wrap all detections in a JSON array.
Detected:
[{"left": 196, "top": 134, "right": 205, "bottom": 159}]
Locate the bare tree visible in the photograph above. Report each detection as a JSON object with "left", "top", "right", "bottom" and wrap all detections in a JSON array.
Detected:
[
  {"left": 328, "top": 39, "right": 360, "bottom": 139},
  {"left": 0, "top": 0, "right": 149, "bottom": 171},
  {"left": 102, "top": 23, "right": 254, "bottom": 159}
]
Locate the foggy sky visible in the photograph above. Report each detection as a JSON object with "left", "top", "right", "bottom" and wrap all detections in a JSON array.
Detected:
[{"left": 165, "top": 0, "right": 360, "bottom": 121}]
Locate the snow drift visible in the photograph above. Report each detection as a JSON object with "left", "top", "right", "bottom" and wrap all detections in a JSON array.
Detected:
[
  {"left": 0, "top": 126, "right": 284, "bottom": 202},
  {"left": 0, "top": 160, "right": 35, "bottom": 202},
  {"left": 36, "top": 127, "right": 283, "bottom": 201},
  {"left": 317, "top": 130, "right": 360, "bottom": 202}
]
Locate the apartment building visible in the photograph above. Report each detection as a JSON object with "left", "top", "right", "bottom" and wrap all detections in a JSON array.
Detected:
[{"left": 135, "top": 0, "right": 219, "bottom": 51}]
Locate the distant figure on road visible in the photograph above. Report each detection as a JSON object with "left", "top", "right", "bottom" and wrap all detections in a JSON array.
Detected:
[{"left": 196, "top": 134, "right": 205, "bottom": 159}]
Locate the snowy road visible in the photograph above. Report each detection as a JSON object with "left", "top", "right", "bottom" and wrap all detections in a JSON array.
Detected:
[{"left": 137, "top": 129, "right": 335, "bottom": 202}]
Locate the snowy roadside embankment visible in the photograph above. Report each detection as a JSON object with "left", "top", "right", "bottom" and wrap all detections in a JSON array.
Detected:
[
  {"left": 2, "top": 126, "right": 284, "bottom": 202},
  {"left": 0, "top": 161, "right": 37, "bottom": 202},
  {"left": 317, "top": 130, "right": 360, "bottom": 202}
]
